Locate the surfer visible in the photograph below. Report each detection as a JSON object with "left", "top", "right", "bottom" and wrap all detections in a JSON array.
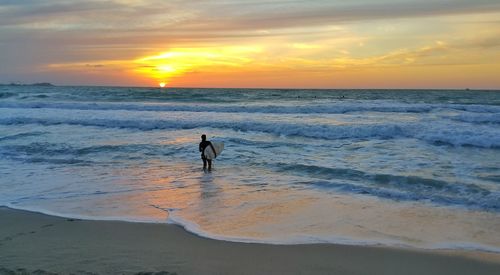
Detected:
[{"left": 199, "top": 134, "right": 216, "bottom": 171}]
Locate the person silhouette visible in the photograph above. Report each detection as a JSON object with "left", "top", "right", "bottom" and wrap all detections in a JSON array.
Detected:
[{"left": 199, "top": 134, "right": 216, "bottom": 171}]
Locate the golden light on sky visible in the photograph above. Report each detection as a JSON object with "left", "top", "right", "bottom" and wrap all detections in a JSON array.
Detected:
[
  {"left": 1, "top": 1, "right": 499, "bottom": 89},
  {"left": 134, "top": 46, "right": 261, "bottom": 84}
]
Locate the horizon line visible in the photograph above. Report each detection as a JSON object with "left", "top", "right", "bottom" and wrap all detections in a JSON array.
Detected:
[{"left": 1, "top": 83, "right": 499, "bottom": 91}]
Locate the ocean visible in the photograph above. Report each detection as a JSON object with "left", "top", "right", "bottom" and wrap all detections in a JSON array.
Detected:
[{"left": 0, "top": 86, "right": 499, "bottom": 252}]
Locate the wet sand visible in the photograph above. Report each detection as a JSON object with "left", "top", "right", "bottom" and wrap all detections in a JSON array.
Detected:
[{"left": 1, "top": 207, "right": 499, "bottom": 275}]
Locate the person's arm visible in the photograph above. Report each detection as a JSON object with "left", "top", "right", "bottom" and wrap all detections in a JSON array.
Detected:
[{"left": 199, "top": 142, "right": 202, "bottom": 152}]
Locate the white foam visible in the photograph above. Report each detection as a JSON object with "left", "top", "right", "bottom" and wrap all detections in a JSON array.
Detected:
[
  {"left": 450, "top": 113, "right": 500, "bottom": 124},
  {"left": 1, "top": 115, "right": 499, "bottom": 148},
  {"left": 1, "top": 101, "right": 499, "bottom": 115},
  {"left": 3, "top": 203, "right": 163, "bottom": 224}
]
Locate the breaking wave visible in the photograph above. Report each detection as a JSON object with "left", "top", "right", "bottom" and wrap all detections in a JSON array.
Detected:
[
  {"left": 1, "top": 101, "right": 500, "bottom": 115},
  {"left": 1, "top": 116, "right": 499, "bottom": 148}
]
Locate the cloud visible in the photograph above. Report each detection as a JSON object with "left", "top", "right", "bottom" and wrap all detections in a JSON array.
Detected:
[
  {"left": 473, "top": 36, "right": 500, "bottom": 49},
  {"left": 186, "top": 0, "right": 500, "bottom": 31},
  {"left": 86, "top": 64, "right": 105, "bottom": 68},
  {"left": 2, "top": 1, "right": 500, "bottom": 32},
  {"left": 2, "top": 1, "right": 499, "bottom": 49}
]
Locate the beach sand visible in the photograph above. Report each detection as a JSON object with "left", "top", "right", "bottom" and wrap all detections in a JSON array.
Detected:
[{"left": 1, "top": 207, "right": 499, "bottom": 275}]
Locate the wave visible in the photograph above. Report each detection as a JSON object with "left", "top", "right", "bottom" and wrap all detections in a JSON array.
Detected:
[
  {"left": 1, "top": 116, "right": 499, "bottom": 148},
  {"left": 0, "top": 92, "right": 16, "bottom": 99},
  {"left": 0, "top": 143, "right": 92, "bottom": 165},
  {"left": 276, "top": 163, "right": 500, "bottom": 211},
  {"left": 0, "top": 131, "right": 47, "bottom": 141},
  {"left": 1, "top": 101, "right": 500, "bottom": 115},
  {"left": 227, "top": 137, "right": 308, "bottom": 149},
  {"left": 448, "top": 113, "right": 500, "bottom": 124},
  {"left": 0, "top": 142, "right": 182, "bottom": 164},
  {"left": 16, "top": 157, "right": 91, "bottom": 165}
]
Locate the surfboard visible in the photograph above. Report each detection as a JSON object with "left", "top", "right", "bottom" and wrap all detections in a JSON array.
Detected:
[{"left": 204, "top": 141, "right": 224, "bottom": 160}]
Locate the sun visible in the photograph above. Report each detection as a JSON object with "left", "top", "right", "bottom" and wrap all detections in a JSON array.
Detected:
[{"left": 159, "top": 82, "right": 166, "bottom": 88}]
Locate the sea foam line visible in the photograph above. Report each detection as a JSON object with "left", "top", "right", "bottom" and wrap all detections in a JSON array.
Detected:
[
  {"left": 1, "top": 101, "right": 500, "bottom": 114},
  {"left": 2, "top": 204, "right": 500, "bottom": 254},
  {"left": 165, "top": 211, "right": 500, "bottom": 253}
]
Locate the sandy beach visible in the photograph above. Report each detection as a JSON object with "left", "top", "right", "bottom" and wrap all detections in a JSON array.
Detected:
[{"left": 0, "top": 207, "right": 499, "bottom": 275}]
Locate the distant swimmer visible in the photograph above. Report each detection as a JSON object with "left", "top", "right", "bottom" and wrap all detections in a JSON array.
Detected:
[{"left": 199, "top": 134, "right": 216, "bottom": 171}]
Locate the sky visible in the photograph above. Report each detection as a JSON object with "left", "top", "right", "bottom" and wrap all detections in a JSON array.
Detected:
[{"left": 1, "top": 0, "right": 500, "bottom": 89}]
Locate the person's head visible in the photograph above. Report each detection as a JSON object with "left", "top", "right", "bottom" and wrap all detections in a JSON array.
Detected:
[{"left": 201, "top": 134, "right": 206, "bottom": 141}]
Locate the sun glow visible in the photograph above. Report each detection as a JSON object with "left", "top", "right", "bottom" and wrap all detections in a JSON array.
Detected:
[
  {"left": 134, "top": 46, "right": 262, "bottom": 84},
  {"left": 159, "top": 82, "right": 166, "bottom": 88}
]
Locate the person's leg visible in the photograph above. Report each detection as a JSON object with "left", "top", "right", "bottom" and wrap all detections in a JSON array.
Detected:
[
  {"left": 207, "top": 159, "right": 212, "bottom": 171},
  {"left": 202, "top": 156, "right": 207, "bottom": 169}
]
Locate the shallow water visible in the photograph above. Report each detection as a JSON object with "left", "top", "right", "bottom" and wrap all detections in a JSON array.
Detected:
[{"left": 0, "top": 86, "right": 499, "bottom": 251}]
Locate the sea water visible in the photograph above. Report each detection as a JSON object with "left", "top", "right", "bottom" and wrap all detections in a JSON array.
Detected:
[{"left": 0, "top": 86, "right": 499, "bottom": 252}]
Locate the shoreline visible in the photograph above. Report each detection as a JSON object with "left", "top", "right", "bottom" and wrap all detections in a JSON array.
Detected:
[
  {"left": 8, "top": 204, "right": 500, "bottom": 253},
  {"left": 1, "top": 207, "right": 500, "bottom": 275}
]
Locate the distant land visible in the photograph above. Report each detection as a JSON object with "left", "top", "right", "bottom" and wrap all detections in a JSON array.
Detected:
[{"left": 0, "top": 82, "right": 55, "bottom": 87}]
